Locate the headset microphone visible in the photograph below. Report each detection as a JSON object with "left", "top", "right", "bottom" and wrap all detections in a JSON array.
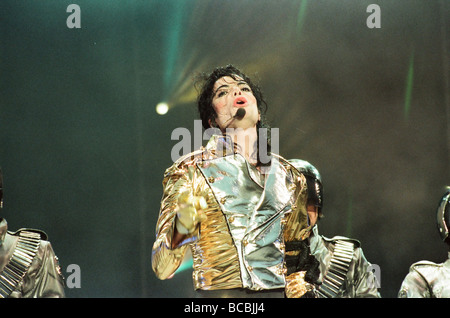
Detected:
[
  {"left": 234, "top": 108, "right": 246, "bottom": 120},
  {"left": 223, "top": 108, "right": 247, "bottom": 128}
]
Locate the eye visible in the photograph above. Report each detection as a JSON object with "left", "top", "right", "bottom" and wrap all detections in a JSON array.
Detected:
[
  {"left": 217, "top": 90, "right": 227, "bottom": 97},
  {"left": 238, "top": 84, "right": 251, "bottom": 92}
]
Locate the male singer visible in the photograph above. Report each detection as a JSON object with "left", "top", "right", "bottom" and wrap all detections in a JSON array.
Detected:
[{"left": 152, "top": 65, "right": 319, "bottom": 297}]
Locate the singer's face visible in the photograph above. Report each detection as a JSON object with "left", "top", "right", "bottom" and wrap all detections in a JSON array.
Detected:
[{"left": 211, "top": 76, "right": 260, "bottom": 130}]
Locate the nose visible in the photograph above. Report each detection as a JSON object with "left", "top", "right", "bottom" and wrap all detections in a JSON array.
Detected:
[{"left": 232, "top": 86, "right": 242, "bottom": 96}]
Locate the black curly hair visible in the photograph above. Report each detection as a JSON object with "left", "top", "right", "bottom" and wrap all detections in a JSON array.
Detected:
[{"left": 195, "top": 64, "right": 269, "bottom": 130}]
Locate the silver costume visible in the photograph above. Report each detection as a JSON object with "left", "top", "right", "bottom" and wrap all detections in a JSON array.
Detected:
[
  {"left": 398, "top": 255, "right": 450, "bottom": 298},
  {"left": 0, "top": 218, "right": 65, "bottom": 298},
  {"left": 398, "top": 187, "right": 450, "bottom": 298},
  {"left": 0, "top": 170, "right": 65, "bottom": 298},
  {"left": 285, "top": 160, "right": 381, "bottom": 298},
  {"left": 309, "top": 225, "right": 380, "bottom": 298}
]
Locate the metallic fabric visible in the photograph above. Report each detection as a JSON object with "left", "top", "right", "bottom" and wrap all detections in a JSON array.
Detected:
[
  {"left": 285, "top": 271, "right": 314, "bottom": 298},
  {"left": 0, "top": 169, "right": 3, "bottom": 210},
  {"left": 0, "top": 218, "right": 6, "bottom": 247},
  {"left": 0, "top": 218, "right": 65, "bottom": 298},
  {"left": 0, "top": 230, "right": 41, "bottom": 297},
  {"left": 437, "top": 189, "right": 450, "bottom": 242},
  {"left": 152, "top": 135, "right": 310, "bottom": 291},
  {"left": 316, "top": 239, "right": 355, "bottom": 298},
  {"left": 305, "top": 225, "right": 381, "bottom": 298},
  {"left": 398, "top": 253, "right": 450, "bottom": 298}
]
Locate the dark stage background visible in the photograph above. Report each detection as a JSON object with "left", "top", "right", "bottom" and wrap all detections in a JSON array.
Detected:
[{"left": 1, "top": 0, "right": 449, "bottom": 298}]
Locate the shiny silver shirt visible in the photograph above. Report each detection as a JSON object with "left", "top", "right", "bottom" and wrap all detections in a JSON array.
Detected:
[
  {"left": 399, "top": 253, "right": 450, "bottom": 298},
  {"left": 309, "top": 225, "right": 381, "bottom": 298}
]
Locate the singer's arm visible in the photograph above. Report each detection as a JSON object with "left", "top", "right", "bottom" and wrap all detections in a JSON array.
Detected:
[{"left": 152, "top": 163, "right": 199, "bottom": 280}]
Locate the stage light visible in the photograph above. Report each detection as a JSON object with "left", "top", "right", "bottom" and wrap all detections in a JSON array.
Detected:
[{"left": 156, "top": 102, "right": 169, "bottom": 115}]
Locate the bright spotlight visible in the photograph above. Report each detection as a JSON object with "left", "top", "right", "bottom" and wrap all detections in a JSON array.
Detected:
[{"left": 156, "top": 102, "right": 169, "bottom": 115}]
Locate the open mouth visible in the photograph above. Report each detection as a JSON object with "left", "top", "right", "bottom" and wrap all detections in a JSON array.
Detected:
[{"left": 233, "top": 97, "right": 247, "bottom": 107}]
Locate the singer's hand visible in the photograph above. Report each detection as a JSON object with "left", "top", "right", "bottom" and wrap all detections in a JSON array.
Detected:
[{"left": 175, "top": 191, "right": 208, "bottom": 235}]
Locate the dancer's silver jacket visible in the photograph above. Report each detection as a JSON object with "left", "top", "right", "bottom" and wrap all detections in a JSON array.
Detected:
[
  {"left": 399, "top": 253, "right": 450, "bottom": 298},
  {"left": 0, "top": 218, "right": 65, "bottom": 298},
  {"left": 308, "top": 225, "right": 381, "bottom": 298}
]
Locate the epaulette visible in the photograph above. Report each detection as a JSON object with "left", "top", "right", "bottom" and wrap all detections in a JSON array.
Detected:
[
  {"left": 0, "top": 228, "right": 44, "bottom": 298},
  {"left": 322, "top": 235, "right": 361, "bottom": 248},
  {"left": 285, "top": 158, "right": 311, "bottom": 170},
  {"left": 411, "top": 260, "right": 441, "bottom": 269},
  {"left": 273, "top": 156, "right": 309, "bottom": 179},
  {"left": 286, "top": 159, "right": 321, "bottom": 180},
  {"left": 174, "top": 148, "right": 206, "bottom": 166},
  {"left": 281, "top": 157, "right": 305, "bottom": 173},
  {"left": 9, "top": 228, "right": 48, "bottom": 241},
  {"left": 163, "top": 148, "right": 206, "bottom": 179},
  {"left": 317, "top": 237, "right": 357, "bottom": 298}
]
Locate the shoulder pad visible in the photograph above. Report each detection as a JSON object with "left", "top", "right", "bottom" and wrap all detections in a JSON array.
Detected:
[
  {"left": 271, "top": 153, "right": 285, "bottom": 163},
  {"left": 174, "top": 148, "right": 205, "bottom": 166},
  {"left": 164, "top": 149, "right": 206, "bottom": 177},
  {"left": 410, "top": 260, "right": 441, "bottom": 268},
  {"left": 272, "top": 155, "right": 296, "bottom": 170},
  {"left": 285, "top": 159, "right": 310, "bottom": 171},
  {"left": 286, "top": 159, "right": 321, "bottom": 181},
  {"left": 322, "top": 235, "right": 361, "bottom": 248},
  {"left": 9, "top": 228, "right": 48, "bottom": 241}
]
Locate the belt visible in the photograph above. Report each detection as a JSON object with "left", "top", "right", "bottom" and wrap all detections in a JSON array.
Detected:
[
  {"left": 317, "top": 240, "right": 355, "bottom": 298},
  {"left": 0, "top": 230, "right": 41, "bottom": 298}
]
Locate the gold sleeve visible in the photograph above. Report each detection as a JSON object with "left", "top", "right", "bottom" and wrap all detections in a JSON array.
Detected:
[
  {"left": 151, "top": 161, "right": 199, "bottom": 280},
  {"left": 151, "top": 152, "right": 242, "bottom": 288},
  {"left": 283, "top": 165, "right": 314, "bottom": 298},
  {"left": 283, "top": 165, "right": 311, "bottom": 242}
]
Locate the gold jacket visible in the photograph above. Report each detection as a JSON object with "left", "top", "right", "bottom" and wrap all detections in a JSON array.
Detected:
[
  {"left": 152, "top": 135, "right": 312, "bottom": 291},
  {"left": 0, "top": 218, "right": 65, "bottom": 298}
]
